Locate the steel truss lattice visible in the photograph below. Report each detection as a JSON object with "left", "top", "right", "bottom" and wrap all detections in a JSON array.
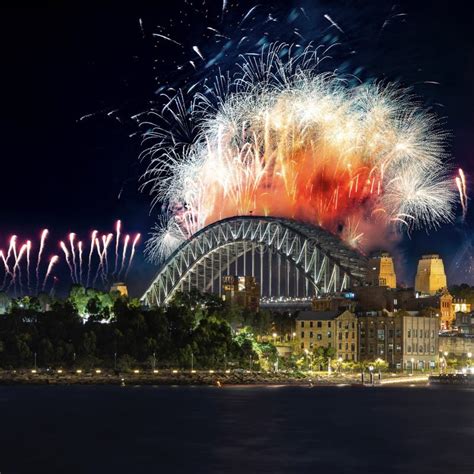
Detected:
[{"left": 141, "top": 216, "right": 368, "bottom": 306}]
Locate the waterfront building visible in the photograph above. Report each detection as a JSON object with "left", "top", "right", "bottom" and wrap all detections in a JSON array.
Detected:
[
  {"left": 367, "top": 252, "right": 397, "bottom": 288},
  {"left": 414, "top": 254, "right": 447, "bottom": 295},
  {"left": 222, "top": 275, "right": 260, "bottom": 311},
  {"left": 312, "top": 295, "right": 355, "bottom": 312},
  {"left": 401, "top": 312, "right": 439, "bottom": 371},
  {"left": 439, "top": 334, "right": 474, "bottom": 357},
  {"left": 110, "top": 282, "right": 128, "bottom": 297},
  {"left": 454, "top": 311, "right": 474, "bottom": 334},
  {"left": 358, "top": 311, "right": 403, "bottom": 368},
  {"left": 357, "top": 310, "right": 439, "bottom": 370},
  {"left": 453, "top": 298, "right": 471, "bottom": 314},
  {"left": 296, "top": 309, "right": 358, "bottom": 361}
]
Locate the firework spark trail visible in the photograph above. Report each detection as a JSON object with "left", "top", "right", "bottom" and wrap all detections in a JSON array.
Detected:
[
  {"left": 86, "top": 230, "right": 98, "bottom": 288},
  {"left": 125, "top": 234, "right": 141, "bottom": 278},
  {"left": 141, "top": 43, "right": 459, "bottom": 258},
  {"left": 36, "top": 229, "right": 49, "bottom": 294},
  {"left": 456, "top": 168, "right": 468, "bottom": 219},
  {"left": 119, "top": 234, "right": 130, "bottom": 279},
  {"left": 145, "top": 217, "right": 186, "bottom": 263},
  {"left": 1, "top": 237, "right": 16, "bottom": 289},
  {"left": 60, "top": 241, "right": 74, "bottom": 282},
  {"left": 92, "top": 237, "right": 104, "bottom": 287},
  {"left": 78, "top": 241, "right": 83, "bottom": 285},
  {"left": 26, "top": 240, "right": 32, "bottom": 293},
  {"left": 2, "top": 235, "right": 17, "bottom": 288},
  {"left": 114, "top": 220, "right": 121, "bottom": 276},
  {"left": 0, "top": 250, "right": 11, "bottom": 291},
  {"left": 101, "top": 233, "right": 114, "bottom": 279},
  {"left": 42, "top": 255, "right": 58, "bottom": 290},
  {"left": 10, "top": 243, "right": 27, "bottom": 295},
  {"left": 69, "top": 233, "right": 78, "bottom": 283}
]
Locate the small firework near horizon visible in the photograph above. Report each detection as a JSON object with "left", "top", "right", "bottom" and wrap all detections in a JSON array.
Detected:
[{"left": 0, "top": 220, "right": 140, "bottom": 297}]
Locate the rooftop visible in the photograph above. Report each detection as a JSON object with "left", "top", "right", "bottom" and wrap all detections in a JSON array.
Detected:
[{"left": 296, "top": 310, "right": 339, "bottom": 321}]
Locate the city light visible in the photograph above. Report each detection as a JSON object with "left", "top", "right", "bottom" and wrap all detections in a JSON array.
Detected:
[
  {"left": 133, "top": 369, "right": 140, "bottom": 374},
  {"left": 153, "top": 369, "right": 159, "bottom": 374},
  {"left": 95, "top": 369, "right": 102, "bottom": 374},
  {"left": 76, "top": 369, "right": 82, "bottom": 374}
]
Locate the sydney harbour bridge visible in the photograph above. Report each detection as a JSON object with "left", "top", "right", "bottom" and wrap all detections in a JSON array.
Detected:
[{"left": 141, "top": 216, "right": 369, "bottom": 307}]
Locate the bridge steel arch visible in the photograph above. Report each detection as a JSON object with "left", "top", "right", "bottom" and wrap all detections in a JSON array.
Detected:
[{"left": 141, "top": 216, "right": 368, "bottom": 307}]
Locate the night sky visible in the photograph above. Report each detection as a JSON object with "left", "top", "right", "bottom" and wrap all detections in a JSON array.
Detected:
[{"left": 0, "top": 1, "right": 473, "bottom": 296}]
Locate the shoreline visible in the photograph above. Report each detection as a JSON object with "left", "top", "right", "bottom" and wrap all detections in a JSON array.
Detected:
[{"left": 0, "top": 371, "right": 430, "bottom": 387}]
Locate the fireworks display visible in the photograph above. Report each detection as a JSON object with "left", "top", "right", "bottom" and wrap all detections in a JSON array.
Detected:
[
  {"left": 141, "top": 44, "right": 462, "bottom": 262},
  {"left": 0, "top": 221, "right": 140, "bottom": 296}
]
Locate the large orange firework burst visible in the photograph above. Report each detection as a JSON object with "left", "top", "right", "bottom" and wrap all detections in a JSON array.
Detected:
[{"left": 142, "top": 44, "right": 460, "bottom": 262}]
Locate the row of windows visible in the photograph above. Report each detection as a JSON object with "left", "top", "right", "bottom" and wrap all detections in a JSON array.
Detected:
[
  {"left": 301, "top": 331, "right": 356, "bottom": 339},
  {"left": 361, "top": 329, "right": 401, "bottom": 339},
  {"left": 339, "top": 354, "right": 355, "bottom": 360},
  {"left": 361, "top": 344, "right": 402, "bottom": 354},
  {"left": 338, "top": 343, "right": 356, "bottom": 351},
  {"left": 301, "top": 342, "right": 333, "bottom": 349},
  {"left": 300, "top": 321, "right": 356, "bottom": 329},
  {"left": 407, "top": 345, "right": 436, "bottom": 354},
  {"left": 407, "top": 329, "right": 435, "bottom": 338},
  {"left": 301, "top": 331, "right": 330, "bottom": 340}
]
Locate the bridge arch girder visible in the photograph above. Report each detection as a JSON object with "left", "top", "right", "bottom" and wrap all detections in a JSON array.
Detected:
[{"left": 141, "top": 216, "right": 368, "bottom": 306}]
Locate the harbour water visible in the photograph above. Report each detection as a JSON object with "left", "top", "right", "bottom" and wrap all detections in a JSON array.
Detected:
[{"left": 0, "top": 384, "right": 472, "bottom": 473}]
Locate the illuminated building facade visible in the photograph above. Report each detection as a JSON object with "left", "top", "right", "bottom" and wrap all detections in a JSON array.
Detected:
[
  {"left": 357, "top": 310, "right": 439, "bottom": 369},
  {"left": 367, "top": 252, "right": 397, "bottom": 288},
  {"left": 358, "top": 311, "right": 403, "bottom": 367},
  {"left": 222, "top": 275, "right": 260, "bottom": 311},
  {"left": 110, "top": 282, "right": 128, "bottom": 297},
  {"left": 296, "top": 309, "right": 358, "bottom": 361},
  {"left": 414, "top": 254, "right": 447, "bottom": 295}
]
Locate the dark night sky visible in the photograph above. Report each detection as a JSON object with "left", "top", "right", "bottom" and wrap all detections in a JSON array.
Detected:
[{"left": 0, "top": 1, "right": 473, "bottom": 296}]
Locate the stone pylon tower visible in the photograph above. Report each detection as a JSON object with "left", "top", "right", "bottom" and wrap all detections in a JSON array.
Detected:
[
  {"left": 415, "top": 254, "right": 447, "bottom": 295},
  {"left": 367, "top": 252, "right": 397, "bottom": 288}
]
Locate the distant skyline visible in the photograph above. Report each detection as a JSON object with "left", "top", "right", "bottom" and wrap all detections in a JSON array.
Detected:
[{"left": 0, "top": 1, "right": 473, "bottom": 296}]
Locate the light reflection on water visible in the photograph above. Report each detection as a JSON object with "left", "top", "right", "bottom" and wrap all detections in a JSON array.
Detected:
[{"left": 0, "top": 384, "right": 472, "bottom": 473}]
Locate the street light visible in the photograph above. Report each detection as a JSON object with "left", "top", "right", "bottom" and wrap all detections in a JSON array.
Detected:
[
  {"left": 410, "top": 358, "right": 415, "bottom": 375},
  {"left": 272, "top": 332, "right": 277, "bottom": 344}
]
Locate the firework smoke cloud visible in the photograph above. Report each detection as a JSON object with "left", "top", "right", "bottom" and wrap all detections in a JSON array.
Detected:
[{"left": 142, "top": 43, "right": 459, "bottom": 263}]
